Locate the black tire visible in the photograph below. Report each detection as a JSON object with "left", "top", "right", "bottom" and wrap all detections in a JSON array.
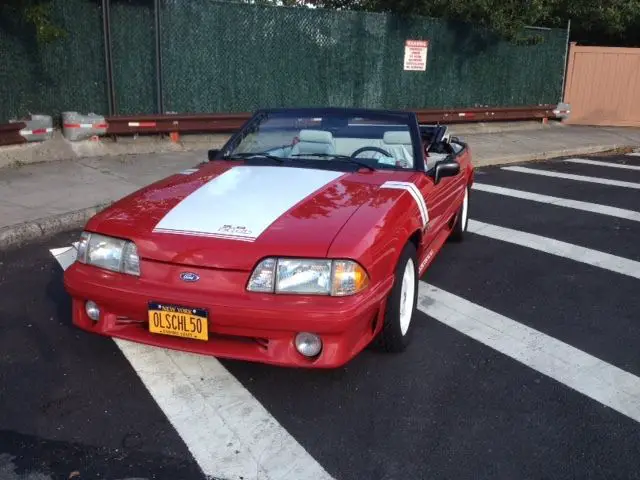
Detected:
[
  {"left": 449, "top": 185, "right": 469, "bottom": 242},
  {"left": 372, "top": 241, "right": 419, "bottom": 353}
]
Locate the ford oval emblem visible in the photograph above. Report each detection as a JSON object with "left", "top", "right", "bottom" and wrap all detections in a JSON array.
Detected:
[{"left": 180, "top": 272, "right": 200, "bottom": 282}]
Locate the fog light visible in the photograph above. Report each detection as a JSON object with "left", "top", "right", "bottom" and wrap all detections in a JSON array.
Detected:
[
  {"left": 295, "top": 332, "right": 322, "bottom": 358},
  {"left": 85, "top": 300, "right": 101, "bottom": 321}
]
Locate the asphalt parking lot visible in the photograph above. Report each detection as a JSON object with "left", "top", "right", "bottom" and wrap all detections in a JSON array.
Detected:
[{"left": 1, "top": 152, "right": 640, "bottom": 480}]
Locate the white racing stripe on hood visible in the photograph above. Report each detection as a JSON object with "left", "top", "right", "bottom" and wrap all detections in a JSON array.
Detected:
[{"left": 154, "top": 166, "right": 345, "bottom": 241}]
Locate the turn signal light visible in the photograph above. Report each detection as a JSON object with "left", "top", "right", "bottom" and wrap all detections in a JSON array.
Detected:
[{"left": 331, "top": 260, "right": 369, "bottom": 296}]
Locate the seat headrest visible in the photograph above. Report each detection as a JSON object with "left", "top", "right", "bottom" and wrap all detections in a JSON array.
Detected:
[
  {"left": 383, "top": 131, "right": 412, "bottom": 145},
  {"left": 298, "top": 129, "right": 334, "bottom": 144}
]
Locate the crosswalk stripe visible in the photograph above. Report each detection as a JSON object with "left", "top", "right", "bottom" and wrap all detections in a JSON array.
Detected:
[
  {"left": 502, "top": 166, "right": 640, "bottom": 189},
  {"left": 467, "top": 219, "right": 640, "bottom": 280},
  {"left": 471, "top": 183, "right": 640, "bottom": 222},
  {"left": 418, "top": 282, "right": 640, "bottom": 425},
  {"left": 116, "top": 340, "right": 335, "bottom": 480},
  {"left": 565, "top": 158, "right": 640, "bottom": 171}
]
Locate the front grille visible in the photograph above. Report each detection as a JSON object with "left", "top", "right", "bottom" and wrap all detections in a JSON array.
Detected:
[{"left": 115, "top": 316, "right": 145, "bottom": 325}]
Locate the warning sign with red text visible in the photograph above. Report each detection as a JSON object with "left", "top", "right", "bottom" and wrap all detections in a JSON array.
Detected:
[{"left": 403, "top": 40, "right": 429, "bottom": 71}]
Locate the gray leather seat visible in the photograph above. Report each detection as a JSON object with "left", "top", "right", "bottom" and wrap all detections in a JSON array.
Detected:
[
  {"left": 382, "top": 131, "right": 414, "bottom": 167},
  {"left": 289, "top": 129, "right": 336, "bottom": 157}
]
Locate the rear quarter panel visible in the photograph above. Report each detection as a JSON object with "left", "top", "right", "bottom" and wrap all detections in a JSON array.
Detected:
[{"left": 457, "top": 142, "right": 475, "bottom": 185}]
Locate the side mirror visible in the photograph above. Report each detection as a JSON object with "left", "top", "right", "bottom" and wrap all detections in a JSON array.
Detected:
[
  {"left": 450, "top": 136, "right": 460, "bottom": 143},
  {"left": 432, "top": 159, "right": 460, "bottom": 184},
  {"left": 208, "top": 149, "right": 221, "bottom": 161}
]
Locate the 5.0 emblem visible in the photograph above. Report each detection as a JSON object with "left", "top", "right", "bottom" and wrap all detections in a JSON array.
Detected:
[{"left": 180, "top": 272, "right": 200, "bottom": 282}]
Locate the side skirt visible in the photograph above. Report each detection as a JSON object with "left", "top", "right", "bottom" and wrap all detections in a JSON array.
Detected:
[{"left": 417, "top": 227, "right": 451, "bottom": 277}]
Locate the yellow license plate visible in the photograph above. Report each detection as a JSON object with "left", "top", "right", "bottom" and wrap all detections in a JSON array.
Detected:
[{"left": 148, "top": 302, "right": 209, "bottom": 341}]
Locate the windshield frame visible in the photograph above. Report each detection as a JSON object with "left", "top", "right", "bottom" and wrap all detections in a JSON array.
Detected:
[{"left": 215, "top": 107, "right": 426, "bottom": 172}]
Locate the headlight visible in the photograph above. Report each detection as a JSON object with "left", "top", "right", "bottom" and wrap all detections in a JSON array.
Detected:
[
  {"left": 76, "top": 231, "right": 140, "bottom": 276},
  {"left": 277, "top": 259, "right": 332, "bottom": 294},
  {"left": 247, "top": 258, "right": 369, "bottom": 296}
]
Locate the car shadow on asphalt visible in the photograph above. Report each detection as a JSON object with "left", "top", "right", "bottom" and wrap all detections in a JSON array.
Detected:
[{"left": 46, "top": 262, "right": 73, "bottom": 330}]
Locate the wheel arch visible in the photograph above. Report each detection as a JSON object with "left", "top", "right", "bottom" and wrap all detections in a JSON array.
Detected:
[
  {"left": 408, "top": 228, "right": 422, "bottom": 252},
  {"left": 385, "top": 219, "right": 423, "bottom": 281}
]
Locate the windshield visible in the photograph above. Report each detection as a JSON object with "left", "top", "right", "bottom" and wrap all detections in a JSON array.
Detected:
[{"left": 225, "top": 111, "right": 417, "bottom": 170}]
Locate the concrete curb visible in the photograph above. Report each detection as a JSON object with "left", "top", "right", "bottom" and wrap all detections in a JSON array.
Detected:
[
  {"left": 0, "top": 202, "right": 113, "bottom": 252},
  {"left": 0, "top": 142, "right": 630, "bottom": 251},
  {"left": 472, "top": 144, "right": 626, "bottom": 167},
  {"left": 0, "top": 130, "right": 228, "bottom": 170}
]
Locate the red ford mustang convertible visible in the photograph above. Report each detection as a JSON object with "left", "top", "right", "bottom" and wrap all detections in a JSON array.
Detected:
[{"left": 63, "top": 108, "right": 474, "bottom": 368}]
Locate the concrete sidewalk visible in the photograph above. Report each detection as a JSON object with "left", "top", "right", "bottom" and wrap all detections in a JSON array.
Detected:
[{"left": 1, "top": 124, "right": 639, "bottom": 250}]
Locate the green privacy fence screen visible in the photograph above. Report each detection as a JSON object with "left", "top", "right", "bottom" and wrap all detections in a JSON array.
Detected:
[
  {"left": 0, "top": 0, "right": 569, "bottom": 123},
  {"left": 0, "top": 0, "right": 108, "bottom": 124},
  {"left": 110, "top": 0, "right": 157, "bottom": 116}
]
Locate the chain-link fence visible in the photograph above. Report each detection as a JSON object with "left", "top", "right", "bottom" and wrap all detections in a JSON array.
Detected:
[
  {"left": 0, "top": 0, "right": 569, "bottom": 122},
  {"left": 0, "top": 0, "right": 107, "bottom": 123},
  {"left": 111, "top": 0, "right": 157, "bottom": 115},
  {"left": 161, "top": 2, "right": 568, "bottom": 113}
]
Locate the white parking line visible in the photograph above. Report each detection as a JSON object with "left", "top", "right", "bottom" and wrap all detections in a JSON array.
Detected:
[
  {"left": 472, "top": 183, "right": 640, "bottom": 222},
  {"left": 418, "top": 283, "right": 640, "bottom": 424},
  {"left": 48, "top": 244, "right": 79, "bottom": 270},
  {"left": 565, "top": 158, "right": 640, "bottom": 171},
  {"left": 502, "top": 166, "right": 640, "bottom": 189},
  {"left": 627, "top": 152, "right": 640, "bottom": 157},
  {"left": 117, "top": 340, "right": 334, "bottom": 480},
  {"left": 50, "top": 246, "right": 334, "bottom": 480},
  {"left": 467, "top": 220, "right": 640, "bottom": 280}
]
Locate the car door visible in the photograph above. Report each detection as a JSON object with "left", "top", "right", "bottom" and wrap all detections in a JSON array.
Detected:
[{"left": 413, "top": 140, "right": 466, "bottom": 245}]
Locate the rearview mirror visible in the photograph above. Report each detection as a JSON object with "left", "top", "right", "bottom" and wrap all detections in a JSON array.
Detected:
[
  {"left": 432, "top": 160, "right": 460, "bottom": 184},
  {"left": 208, "top": 149, "right": 221, "bottom": 161}
]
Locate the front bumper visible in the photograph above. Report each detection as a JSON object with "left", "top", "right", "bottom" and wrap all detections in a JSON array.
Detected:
[{"left": 63, "top": 260, "right": 393, "bottom": 368}]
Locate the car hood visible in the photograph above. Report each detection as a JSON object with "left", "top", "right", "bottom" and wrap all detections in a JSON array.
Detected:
[{"left": 85, "top": 162, "right": 402, "bottom": 271}]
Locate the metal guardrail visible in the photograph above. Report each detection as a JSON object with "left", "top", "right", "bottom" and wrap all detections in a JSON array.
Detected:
[
  {"left": 105, "top": 105, "right": 564, "bottom": 136},
  {"left": 0, "top": 122, "right": 27, "bottom": 146},
  {"left": 0, "top": 105, "right": 568, "bottom": 147},
  {"left": 105, "top": 113, "right": 250, "bottom": 135},
  {"left": 414, "top": 105, "right": 560, "bottom": 123}
]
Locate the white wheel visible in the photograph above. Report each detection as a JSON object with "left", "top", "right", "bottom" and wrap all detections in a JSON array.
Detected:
[
  {"left": 449, "top": 186, "right": 469, "bottom": 242},
  {"left": 399, "top": 257, "right": 416, "bottom": 335},
  {"left": 461, "top": 187, "right": 469, "bottom": 230},
  {"left": 373, "top": 242, "right": 418, "bottom": 353}
]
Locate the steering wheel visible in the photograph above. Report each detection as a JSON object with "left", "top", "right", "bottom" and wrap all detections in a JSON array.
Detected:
[{"left": 351, "top": 146, "right": 392, "bottom": 159}]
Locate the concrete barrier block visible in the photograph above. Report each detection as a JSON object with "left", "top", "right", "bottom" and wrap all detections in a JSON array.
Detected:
[
  {"left": 62, "top": 111, "right": 108, "bottom": 141},
  {"left": 10, "top": 114, "right": 54, "bottom": 142}
]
